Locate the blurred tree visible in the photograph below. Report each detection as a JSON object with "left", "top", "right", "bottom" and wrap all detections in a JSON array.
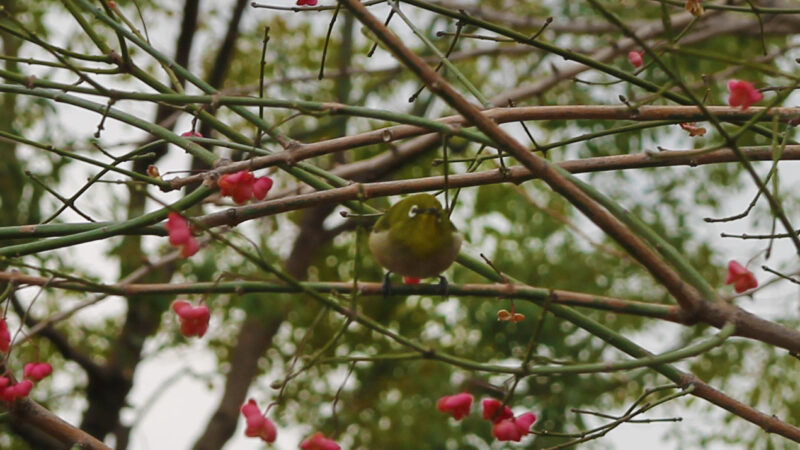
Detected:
[{"left": 0, "top": 1, "right": 799, "bottom": 449}]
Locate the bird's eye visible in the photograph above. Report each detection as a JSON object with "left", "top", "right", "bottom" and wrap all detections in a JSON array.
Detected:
[{"left": 409, "top": 205, "right": 418, "bottom": 217}]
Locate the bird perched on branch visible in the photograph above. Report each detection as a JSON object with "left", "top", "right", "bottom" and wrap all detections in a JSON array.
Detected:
[{"left": 369, "top": 193, "right": 462, "bottom": 294}]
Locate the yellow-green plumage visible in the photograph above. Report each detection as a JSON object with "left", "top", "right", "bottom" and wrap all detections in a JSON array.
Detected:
[{"left": 369, "top": 194, "right": 462, "bottom": 278}]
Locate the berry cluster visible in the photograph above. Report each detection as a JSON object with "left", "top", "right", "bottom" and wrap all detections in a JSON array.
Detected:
[
  {"left": 218, "top": 170, "right": 273, "bottom": 205},
  {"left": 240, "top": 398, "right": 340, "bottom": 448},
  {"left": 0, "top": 319, "right": 53, "bottom": 402},
  {"left": 437, "top": 393, "right": 538, "bottom": 443}
]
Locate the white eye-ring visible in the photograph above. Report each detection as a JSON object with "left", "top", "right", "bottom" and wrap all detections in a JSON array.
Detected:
[{"left": 409, "top": 205, "right": 418, "bottom": 217}]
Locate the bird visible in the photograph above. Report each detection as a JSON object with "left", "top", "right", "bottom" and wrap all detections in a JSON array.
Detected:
[{"left": 368, "top": 193, "right": 462, "bottom": 295}]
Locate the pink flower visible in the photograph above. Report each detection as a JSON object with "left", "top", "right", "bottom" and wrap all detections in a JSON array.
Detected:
[
  {"left": 165, "top": 212, "right": 199, "bottom": 258},
  {"left": 181, "top": 237, "right": 199, "bottom": 258},
  {"left": 219, "top": 171, "right": 254, "bottom": 204},
  {"left": 0, "top": 319, "right": 10, "bottom": 353},
  {"left": 482, "top": 398, "right": 513, "bottom": 423},
  {"left": 172, "top": 300, "right": 210, "bottom": 338},
  {"left": 166, "top": 213, "right": 191, "bottom": 246},
  {"left": 483, "top": 400, "right": 538, "bottom": 442},
  {"left": 300, "top": 432, "right": 341, "bottom": 450},
  {"left": 515, "top": 412, "right": 537, "bottom": 434},
  {"left": 181, "top": 130, "right": 203, "bottom": 138},
  {"left": 493, "top": 419, "right": 522, "bottom": 442},
  {"left": 628, "top": 51, "right": 643, "bottom": 68},
  {"left": 252, "top": 177, "right": 274, "bottom": 201},
  {"left": 0, "top": 379, "right": 33, "bottom": 402},
  {"left": 23, "top": 362, "right": 53, "bottom": 382},
  {"left": 492, "top": 413, "right": 537, "bottom": 442},
  {"left": 728, "top": 80, "right": 762, "bottom": 111},
  {"left": 241, "top": 399, "right": 277, "bottom": 443},
  {"left": 725, "top": 260, "right": 758, "bottom": 293},
  {"left": 437, "top": 392, "right": 473, "bottom": 420},
  {"left": 297, "top": 0, "right": 318, "bottom": 5},
  {"left": 218, "top": 170, "right": 273, "bottom": 204}
]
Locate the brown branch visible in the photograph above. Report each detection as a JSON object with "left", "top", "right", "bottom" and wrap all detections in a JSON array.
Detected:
[
  {"left": 466, "top": 6, "right": 798, "bottom": 106},
  {"left": 193, "top": 0, "right": 250, "bottom": 190},
  {"left": 509, "top": 184, "right": 636, "bottom": 264},
  {"left": 172, "top": 0, "right": 200, "bottom": 87},
  {"left": 488, "top": 9, "right": 705, "bottom": 104},
  {"left": 223, "top": 45, "right": 537, "bottom": 93},
  {"left": 680, "top": 373, "right": 800, "bottom": 439},
  {"left": 23, "top": 241, "right": 205, "bottom": 340},
  {"left": 197, "top": 0, "right": 248, "bottom": 139},
  {"left": 205, "top": 0, "right": 248, "bottom": 90},
  {"left": 4, "top": 273, "right": 800, "bottom": 441},
  {"left": 78, "top": 1, "right": 203, "bottom": 441},
  {"left": 331, "top": 131, "right": 443, "bottom": 182},
  {"left": 9, "top": 398, "right": 109, "bottom": 450},
  {"left": 344, "top": 0, "right": 704, "bottom": 309},
  {"left": 487, "top": 7, "right": 799, "bottom": 105},
  {"left": 195, "top": 145, "right": 800, "bottom": 228},
  {"left": 341, "top": 0, "right": 800, "bottom": 442},
  {"left": 9, "top": 293, "right": 105, "bottom": 378},
  {"left": 434, "top": 0, "right": 630, "bottom": 32},
  {"left": 320, "top": 8, "right": 793, "bottom": 186},
  {"left": 191, "top": 316, "right": 283, "bottom": 450},
  {"left": 447, "top": 0, "right": 800, "bottom": 38},
  {"left": 192, "top": 204, "right": 343, "bottom": 447},
  {"left": 134, "top": 0, "right": 198, "bottom": 174},
  {"left": 167, "top": 105, "right": 800, "bottom": 190},
  {"left": 172, "top": 4, "right": 795, "bottom": 200},
  {"left": 0, "top": 272, "right": 714, "bottom": 325}
]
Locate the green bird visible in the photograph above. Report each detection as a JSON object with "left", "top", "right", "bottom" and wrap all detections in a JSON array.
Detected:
[{"left": 369, "top": 193, "right": 462, "bottom": 294}]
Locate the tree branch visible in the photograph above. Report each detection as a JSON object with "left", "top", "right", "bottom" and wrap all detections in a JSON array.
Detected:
[
  {"left": 341, "top": 0, "right": 800, "bottom": 441},
  {"left": 11, "top": 398, "right": 109, "bottom": 450},
  {"left": 9, "top": 293, "right": 105, "bottom": 378}
]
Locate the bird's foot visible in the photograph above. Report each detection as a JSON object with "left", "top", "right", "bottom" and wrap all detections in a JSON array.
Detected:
[
  {"left": 382, "top": 272, "right": 393, "bottom": 297},
  {"left": 438, "top": 275, "right": 449, "bottom": 297}
]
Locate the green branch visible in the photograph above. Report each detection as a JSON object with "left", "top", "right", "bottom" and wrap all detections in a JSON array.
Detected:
[{"left": 0, "top": 185, "right": 210, "bottom": 257}]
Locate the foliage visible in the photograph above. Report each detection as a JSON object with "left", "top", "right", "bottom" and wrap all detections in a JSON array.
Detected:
[{"left": 0, "top": 0, "right": 799, "bottom": 449}]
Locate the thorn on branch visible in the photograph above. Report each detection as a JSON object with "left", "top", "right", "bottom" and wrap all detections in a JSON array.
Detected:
[
  {"left": 618, "top": 95, "right": 638, "bottom": 114},
  {"left": 94, "top": 99, "right": 116, "bottom": 138},
  {"left": 480, "top": 253, "right": 509, "bottom": 285},
  {"left": 366, "top": 9, "right": 395, "bottom": 58},
  {"left": 529, "top": 16, "right": 552, "bottom": 41},
  {"left": 762, "top": 265, "right": 800, "bottom": 286},
  {"left": 318, "top": 2, "right": 341, "bottom": 80}
]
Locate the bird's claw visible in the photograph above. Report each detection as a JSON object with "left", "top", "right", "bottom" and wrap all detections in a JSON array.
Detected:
[
  {"left": 438, "top": 275, "right": 449, "bottom": 297},
  {"left": 382, "top": 272, "right": 393, "bottom": 297}
]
